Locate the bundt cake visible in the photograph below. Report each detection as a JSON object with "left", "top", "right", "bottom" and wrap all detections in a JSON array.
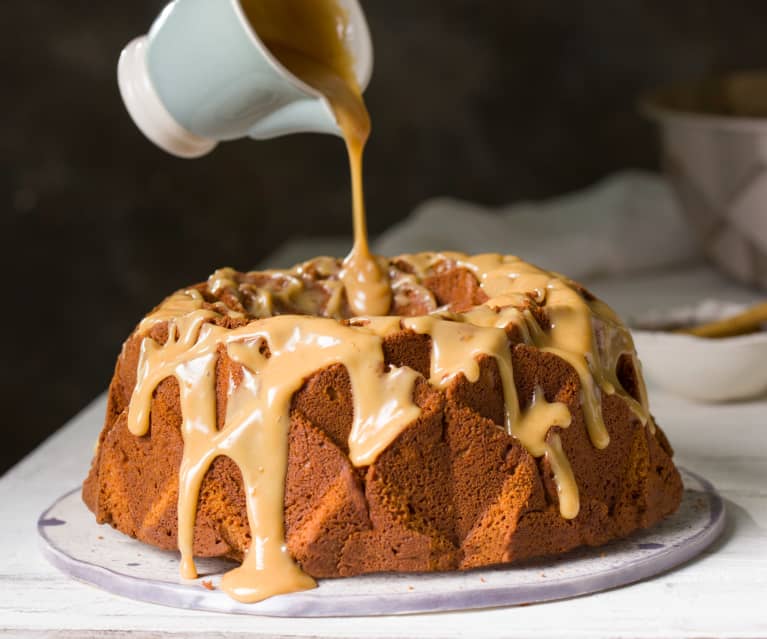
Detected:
[{"left": 82, "top": 252, "right": 683, "bottom": 603}]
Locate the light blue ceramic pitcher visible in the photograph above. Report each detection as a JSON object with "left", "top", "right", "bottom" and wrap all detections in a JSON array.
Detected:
[{"left": 118, "top": 0, "right": 373, "bottom": 158}]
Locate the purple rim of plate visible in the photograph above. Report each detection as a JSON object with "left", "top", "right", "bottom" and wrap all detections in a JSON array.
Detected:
[{"left": 38, "top": 467, "right": 724, "bottom": 617}]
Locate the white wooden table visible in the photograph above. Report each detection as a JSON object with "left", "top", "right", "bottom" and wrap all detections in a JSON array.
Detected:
[{"left": 2, "top": 265, "right": 766, "bottom": 638}]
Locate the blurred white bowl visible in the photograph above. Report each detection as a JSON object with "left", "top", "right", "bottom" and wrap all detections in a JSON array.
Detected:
[
  {"left": 630, "top": 300, "right": 767, "bottom": 402},
  {"left": 643, "top": 71, "right": 767, "bottom": 290}
]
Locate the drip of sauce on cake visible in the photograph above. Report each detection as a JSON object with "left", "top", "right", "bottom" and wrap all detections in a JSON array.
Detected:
[
  {"left": 129, "top": 312, "right": 421, "bottom": 601},
  {"left": 240, "top": 0, "right": 391, "bottom": 316},
  {"left": 518, "top": 388, "right": 576, "bottom": 518},
  {"left": 438, "top": 252, "right": 651, "bottom": 443},
  {"left": 392, "top": 252, "right": 652, "bottom": 446},
  {"left": 372, "top": 314, "right": 580, "bottom": 517}
]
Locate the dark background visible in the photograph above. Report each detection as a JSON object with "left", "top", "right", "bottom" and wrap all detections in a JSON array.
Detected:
[{"left": 2, "top": 1, "right": 766, "bottom": 474}]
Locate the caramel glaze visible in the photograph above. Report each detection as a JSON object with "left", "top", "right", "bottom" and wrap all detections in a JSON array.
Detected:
[
  {"left": 127, "top": 252, "right": 652, "bottom": 602},
  {"left": 240, "top": 0, "right": 391, "bottom": 316}
]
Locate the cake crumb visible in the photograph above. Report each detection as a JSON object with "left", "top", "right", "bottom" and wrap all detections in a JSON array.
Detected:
[
  {"left": 97, "top": 536, "right": 104, "bottom": 540},
  {"left": 479, "top": 577, "right": 486, "bottom": 583},
  {"left": 201, "top": 580, "right": 215, "bottom": 591},
  {"left": 407, "top": 585, "right": 414, "bottom": 591}
]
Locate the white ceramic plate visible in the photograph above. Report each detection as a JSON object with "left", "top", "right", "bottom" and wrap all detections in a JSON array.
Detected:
[{"left": 38, "top": 469, "right": 723, "bottom": 617}]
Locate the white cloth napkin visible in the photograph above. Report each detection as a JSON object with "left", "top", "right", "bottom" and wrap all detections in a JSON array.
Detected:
[{"left": 374, "top": 171, "right": 703, "bottom": 282}]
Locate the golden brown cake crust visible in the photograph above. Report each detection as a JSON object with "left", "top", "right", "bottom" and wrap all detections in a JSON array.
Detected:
[{"left": 83, "top": 263, "right": 683, "bottom": 578}]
